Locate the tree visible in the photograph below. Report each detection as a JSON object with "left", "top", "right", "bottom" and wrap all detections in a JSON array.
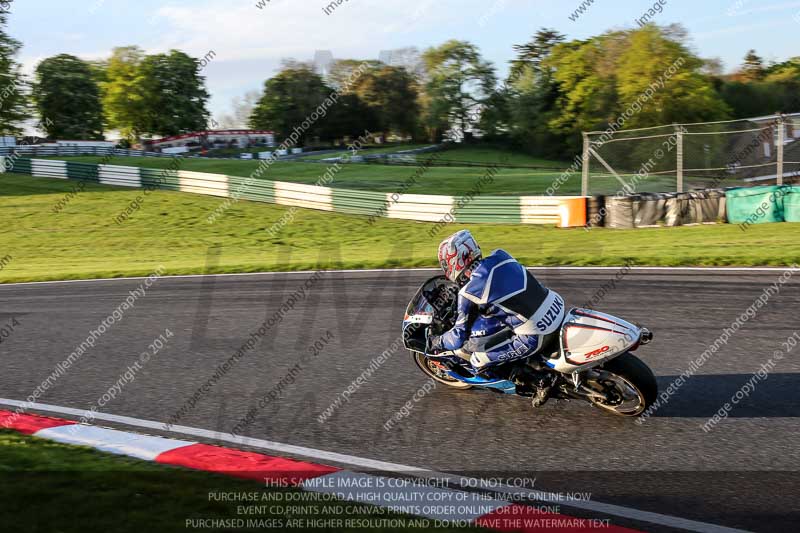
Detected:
[
  {"left": 137, "top": 50, "right": 210, "bottom": 136},
  {"left": 763, "top": 57, "right": 800, "bottom": 113},
  {"left": 327, "top": 59, "right": 381, "bottom": 91},
  {"left": 324, "top": 93, "right": 378, "bottom": 140},
  {"left": 249, "top": 66, "right": 333, "bottom": 145},
  {"left": 351, "top": 65, "right": 419, "bottom": 138},
  {"left": 714, "top": 56, "right": 799, "bottom": 118},
  {"left": 718, "top": 81, "right": 780, "bottom": 119},
  {"left": 0, "top": 1, "right": 29, "bottom": 136},
  {"left": 764, "top": 57, "right": 800, "bottom": 81},
  {"left": 33, "top": 55, "right": 104, "bottom": 139},
  {"left": 101, "top": 46, "right": 146, "bottom": 140},
  {"left": 504, "top": 29, "right": 567, "bottom": 155},
  {"left": 614, "top": 26, "right": 730, "bottom": 127},
  {"left": 542, "top": 25, "right": 729, "bottom": 154},
  {"left": 736, "top": 50, "right": 766, "bottom": 82},
  {"left": 509, "top": 28, "right": 564, "bottom": 83},
  {"left": 422, "top": 40, "right": 497, "bottom": 142},
  {"left": 101, "top": 47, "right": 210, "bottom": 139},
  {"left": 280, "top": 59, "right": 314, "bottom": 71}
]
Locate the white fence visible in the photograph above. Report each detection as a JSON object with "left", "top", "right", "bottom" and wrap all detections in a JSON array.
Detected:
[{"left": 2, "top": 157, "right": 589, "bottom": 227}]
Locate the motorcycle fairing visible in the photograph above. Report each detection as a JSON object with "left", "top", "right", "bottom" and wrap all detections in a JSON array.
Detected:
[
  {"left": 548, "top": 308, "right": 642, "bottom": 373},
  {"left": 424, "top": 347, "right": 518, "bottom": 393},
  {"left": 446, "top": 373, "right": 517, "bottom": 393}
]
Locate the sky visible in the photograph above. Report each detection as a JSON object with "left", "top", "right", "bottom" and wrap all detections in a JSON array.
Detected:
[{"left": 7, "top": 0, "right": 800, "bottom": 124}]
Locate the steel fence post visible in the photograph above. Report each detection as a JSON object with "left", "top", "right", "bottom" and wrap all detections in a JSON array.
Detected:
[
  {"left": 581, "top": 132, "right": 590, "bottom": 197},
  {"left": 675, "top": 124, "right": 684, "bottom": 193},
  {"left": 777, "top": 113, "right": 785, "bottom": 186}
]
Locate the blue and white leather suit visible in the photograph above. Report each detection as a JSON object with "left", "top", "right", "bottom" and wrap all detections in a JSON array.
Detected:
[{"left": 431, "top": 250, "right": 566, "bottom": 372}]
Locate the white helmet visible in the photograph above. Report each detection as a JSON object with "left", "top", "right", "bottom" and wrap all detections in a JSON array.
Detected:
[{"left": 438, "top": 230, "right": 482, "bottom": 284}]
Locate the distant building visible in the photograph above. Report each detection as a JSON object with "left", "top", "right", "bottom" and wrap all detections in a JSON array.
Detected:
[
  {"left": 313, "top": 50, "right": 334, "bottom": 77},
  {"left": 378, "top": 50, "right": 393, "bottom": 65},
  {"left": 149, "top": 130, "right": 275, "bottom": 151},
  {"left": 377, "top": 47, "right": 425, "bottom": 79},
  {"left": 749, "top": 113, "right": 800, "bottom": 158}
]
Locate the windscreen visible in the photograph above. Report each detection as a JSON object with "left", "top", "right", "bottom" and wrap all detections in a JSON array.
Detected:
[{"left": 404, "top": 276, "right": 458, "bottom": 327}]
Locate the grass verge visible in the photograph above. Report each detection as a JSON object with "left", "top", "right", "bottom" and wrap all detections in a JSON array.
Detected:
[
  {"left": 297, "top": 143, "right": 432, "bottom": 160},
  {"left": 1, "top": 173, "right": 798, "bottom": 283},
  {"left": 0, "top": 430, "right": 476, "bottom": 533}
]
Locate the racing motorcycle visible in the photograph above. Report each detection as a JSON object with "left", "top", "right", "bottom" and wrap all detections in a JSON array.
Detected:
[{"left": 402, "top": 276, "right": 658, "bottom": 417}]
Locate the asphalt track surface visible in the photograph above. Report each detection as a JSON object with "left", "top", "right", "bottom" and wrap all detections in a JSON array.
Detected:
[{"left": 2, "top": 268, "right": 799, "bottom": 532}]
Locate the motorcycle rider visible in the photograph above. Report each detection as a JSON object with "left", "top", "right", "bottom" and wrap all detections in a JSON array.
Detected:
[{"left": 427, "top": 230, "right": 566, "bottom": 407}]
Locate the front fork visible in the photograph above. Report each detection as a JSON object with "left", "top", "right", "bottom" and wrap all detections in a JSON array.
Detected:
[{"left": 559, "top": 370, "right": 612, "bottom": 402}]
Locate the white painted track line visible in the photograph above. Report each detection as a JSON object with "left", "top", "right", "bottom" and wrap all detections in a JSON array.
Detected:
[
  {"left": 0, "top": 398, "right": 748, "bottom": 533},
  {"left": 0, "top": 265, "right": 793, "bottom": 287}
]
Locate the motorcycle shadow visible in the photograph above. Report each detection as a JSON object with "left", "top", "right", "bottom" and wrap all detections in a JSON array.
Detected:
[{"left": 650, "top": 373, "right": 800, "bottom": 418}]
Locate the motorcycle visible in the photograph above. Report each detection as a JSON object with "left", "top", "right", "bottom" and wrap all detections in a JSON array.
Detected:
[{"left": 401, "top": 276, "right": 658, "bottom": 417}]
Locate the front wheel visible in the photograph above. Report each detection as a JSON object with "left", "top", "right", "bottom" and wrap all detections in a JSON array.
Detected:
[
  {"left": 412, "top": 352, "right": 473, "bottom": 389},
  {"left": 584, "top": 352, "right": 658, "bottom": 417}
]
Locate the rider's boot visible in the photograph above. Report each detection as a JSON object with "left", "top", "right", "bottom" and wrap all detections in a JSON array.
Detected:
[
  {"left": 508, "top": 365, "right": 556, "bottom": 407},
  {"left": 531, "top": 377, "right": 552, "bottom": 407},
  {"left": 531, "top": 373, "right": 557, "bottom": 407}
]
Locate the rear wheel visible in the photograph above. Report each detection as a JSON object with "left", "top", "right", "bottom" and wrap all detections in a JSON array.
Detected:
[
  {"left": 585, "top": 352, "right": 657, "bottom": 417},
  {"left": 412, "top": 352, "right": 473, "bottom": 389}
]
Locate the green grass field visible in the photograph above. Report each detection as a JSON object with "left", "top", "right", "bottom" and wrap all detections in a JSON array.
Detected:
[
  {"left": 421, "top": 146, "right": 570, "bottom": 168},
  {"left": 298, "top": 143, "right": 432, "bottom": 161},
  {"left": 202, "top": 146, "right": 266, "bottom": 158},
  {"left": 1, "top": 173, "right": 798, "bottom": 283},
  {"left": 0, "top": 430, "right": 474, "bottom": 533}
]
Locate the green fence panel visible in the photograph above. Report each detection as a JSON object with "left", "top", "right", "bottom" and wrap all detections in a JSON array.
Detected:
[
  {"left": 725, "top": 186, "right": 784, "bottom": 224},
  {"left": 66, "top": 161, "right": 100, "bottom": 181},
  {"left": 140, "top": 167, "right": 179, "bottom": 191},
  {"left": 5, "top": 156, "right": 32, "bottom": 175},
  {"left": 783, "top": 186, "right": 800, "bottom": 223},
  {"left": 331, "top": 188, "right": 387, "bottom": 216},
  {"left": 455, "top": 196, "right": 522, "bottom": 224},
  {"left": 231, "top": 176, "right": 276, "bottom": 204}
]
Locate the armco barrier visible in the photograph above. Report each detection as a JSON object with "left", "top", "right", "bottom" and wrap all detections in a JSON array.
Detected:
[
  {"left": 690, "top": 190, "right": 727, "bottom": 224},
  {"left": 664, "top": 193, "right": 686, "bottom": 226},
  {"left": 1, "top": 157, "right": 587, "bottom": 227},
  {"left": 665, "top": 190, "right": 726, "bottom": 227},
  {"left": 633, "top": 193, "right": 668, "bottom": 227},
  {"left": 603, "top": 189, "right": 728, "bottom": 228},
  {"left": 604, "top": 196, "right": 634, "bottom": 229},
  {"left": 586, "top": 196, "right": 605, "bottom": 228}
]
